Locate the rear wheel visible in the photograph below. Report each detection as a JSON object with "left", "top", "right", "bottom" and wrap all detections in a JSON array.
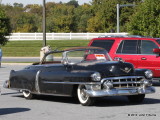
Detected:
[
  {"left": 22, "top": 90, "right": 34, "bottom": 99},
  {"left": 128, "top": 94, "right": 145, "bottom": 103},
  {"left": 77, "top": 84, "right": 95, "bottom": 106}
]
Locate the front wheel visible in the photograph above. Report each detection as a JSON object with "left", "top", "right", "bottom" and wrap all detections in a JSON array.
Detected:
[
  {"left": 77, "top": 85, "right": 95, "bottom": 106},
  {"left": 22, "top": 90, "right": 34, "bottom": 99},
  {"left": 127, "top": 94, "right": 145, "bottom": 103}
]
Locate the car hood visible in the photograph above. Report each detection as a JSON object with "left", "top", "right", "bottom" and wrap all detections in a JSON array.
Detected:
[{"left": 72, "top": 61, "right": 135, "bottom": 77}]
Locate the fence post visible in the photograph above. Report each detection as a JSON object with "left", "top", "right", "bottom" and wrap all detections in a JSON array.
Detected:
[
  {"left": 52, "top": 32, "right": 54, "bottom": 40},
  {"left": 70, "top": 32, "right": 72, "bottom": 40},
  {"left": 87, "top": 32, "right": 89, "bottom": 40},
  {"left": 19, "top": 32, "right": 21, "bottom": 40},
  {"left": 35, "top": 32, "right": 37, "bottom": 40}
]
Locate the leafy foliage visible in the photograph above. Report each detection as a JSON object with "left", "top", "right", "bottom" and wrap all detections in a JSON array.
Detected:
[
  {"left": 74, "top": 3, "right": 92, "bottom": 32},
  {"left": 47, "top": 3, "right": 75, "bottom": 32},
  {"left": 0, "top": 7, "right": 11, "bottom": 45},
  {"left": 127, "top": 0, "right": 160, "bottom": 37},
  {"left": 1, "top": 0, "right": 160, "bottom": 38},
  {"left": 66, "top": 0, "right": 79, "bottom": 8}
]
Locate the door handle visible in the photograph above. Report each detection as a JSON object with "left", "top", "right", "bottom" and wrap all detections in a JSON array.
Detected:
[{"left": 141, "top": 57, "right": 147, "bottom": 60}]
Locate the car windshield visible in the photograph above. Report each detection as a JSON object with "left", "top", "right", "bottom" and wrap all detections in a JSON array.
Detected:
[
  {"left": 156, "top": 39, "right": 160, "bottom": 44},
  {"left": 64, "top": 48, "right": 112, "bottom": 64}
]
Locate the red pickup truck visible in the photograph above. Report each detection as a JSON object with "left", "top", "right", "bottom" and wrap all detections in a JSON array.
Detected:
[{"left": 88, "top": 36, "right": 160, "bottom": 83}]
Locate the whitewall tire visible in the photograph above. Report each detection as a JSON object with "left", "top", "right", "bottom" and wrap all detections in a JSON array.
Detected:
[
  {"left": 22, "top": 91, "right": 34, "bottom": 99},
  {"left": 77, "top": 84, "right": 95, "bottom": 106}
]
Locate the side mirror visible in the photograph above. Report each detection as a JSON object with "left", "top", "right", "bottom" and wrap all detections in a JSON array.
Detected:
[{"left": 153, "top": 48, "right": 160, "bottom": 56}]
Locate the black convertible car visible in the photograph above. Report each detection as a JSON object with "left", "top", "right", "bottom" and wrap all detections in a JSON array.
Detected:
[{"left": 4, "top": 47, "right": 155, "bottom": 106}]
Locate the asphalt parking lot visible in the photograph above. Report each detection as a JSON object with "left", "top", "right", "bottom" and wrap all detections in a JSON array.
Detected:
[{"left": 0, "top": 64, "right": 160, "bottom": 120}]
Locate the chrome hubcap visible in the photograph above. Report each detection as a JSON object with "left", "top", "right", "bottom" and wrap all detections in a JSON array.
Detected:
[{"left": 80, "top": 88, "right": 88, "bottom": 101}]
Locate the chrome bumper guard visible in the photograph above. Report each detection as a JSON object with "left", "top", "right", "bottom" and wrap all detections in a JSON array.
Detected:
[{"left": 86, "top": 86, "right": 155, "bottom": 97}]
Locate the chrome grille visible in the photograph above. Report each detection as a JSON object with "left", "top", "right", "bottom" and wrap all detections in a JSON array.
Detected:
[{"left": 102, "top": 76, "right": 144, "bottom": 88}]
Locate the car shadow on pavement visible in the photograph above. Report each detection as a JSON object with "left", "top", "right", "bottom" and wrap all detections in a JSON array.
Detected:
[
  {"left": 13, "top": 95, "right": 79, "bottom": 105},
  {"left": 94, "top": 96, "right": 160, "bottom": 107},
  {"left": 0, "top": 108, "right": 30, "bottom": 116},
  {"left": 12, "top": 94, "right": 160, "bottom": 106},
  {"left": 36, "top": 95, "right": 80, "bottom": 104}
]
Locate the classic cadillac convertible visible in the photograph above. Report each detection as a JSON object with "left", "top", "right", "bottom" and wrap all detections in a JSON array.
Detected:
[{"left": 4, "top": 47, "right": 155, "bottom": 106}]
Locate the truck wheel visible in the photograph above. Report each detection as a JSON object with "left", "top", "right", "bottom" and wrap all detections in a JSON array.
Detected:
[
  {"left": 77, "top": 84, "right": 95, "bottom": 106},
  {"left": 22, "top": 90, "right": 34, "bottom": 99},
  {"left": 128, "top": 94, "right": 145, "bottom": 103}
]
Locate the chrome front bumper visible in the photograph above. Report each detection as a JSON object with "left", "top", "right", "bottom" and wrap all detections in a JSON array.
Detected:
[{"left": 86, "top": 86, "right": 155, "bottom": 97}]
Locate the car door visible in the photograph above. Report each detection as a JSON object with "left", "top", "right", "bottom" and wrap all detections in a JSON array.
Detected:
[
  {"left": 39, "top": 65, "right": 66, "bottom": 94},
  {"left": 137, "top": 40, "right": 160, "bottom": 77},
  {"left": 113, "top": 40, "right": 139, "bottom": 68}
]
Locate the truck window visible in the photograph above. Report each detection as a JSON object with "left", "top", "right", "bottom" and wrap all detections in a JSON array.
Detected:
[
  {"left": 90, "top": 40, "right": 115, "bottom": 52},
  {"left": 141, "top": 40, "right": 159, "bottom": 54},
  {"left": 116, "top": 40, "right": 138, "bottom": 54}
]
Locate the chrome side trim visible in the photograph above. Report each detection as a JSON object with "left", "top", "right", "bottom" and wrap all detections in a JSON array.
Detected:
[
  {"left": 35, "top": 70, "right": 41, "bottom": 93},
  {"left": 43, "top": 81, "right": 101, "bottom": 85},
  {"left": 153, "top": 78, "right": 160, "bottom": 80},
  {"left": 33, "top": 92, "right": 71, "bottom": 97},
  {"left": 19, "top": 89, "right": 71, "bottom": 97}
]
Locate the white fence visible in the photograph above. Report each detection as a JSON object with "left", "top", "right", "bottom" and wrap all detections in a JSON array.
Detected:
[{"left": 7, "top": 32, "right": 128, "bottom": 41}]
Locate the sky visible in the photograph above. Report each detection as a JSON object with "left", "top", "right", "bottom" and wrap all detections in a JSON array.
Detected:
[{"left": 1, "top": 0, "right": 92, "bottom": 6}]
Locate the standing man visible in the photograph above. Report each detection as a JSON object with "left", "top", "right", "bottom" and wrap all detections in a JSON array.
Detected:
[{"left": 0, "top": 47, "right": 2, "bottom": 67}]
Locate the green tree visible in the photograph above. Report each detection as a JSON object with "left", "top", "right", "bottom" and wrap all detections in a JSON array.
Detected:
[
  {"left": 87, "top": 0, "right": 119, "bottom": 32},
  {"left": 13, "top": 2, "right": 23, "bottom": 8},
  {"left": 24, "top": 4, "right": 42, "bottom": 16},
  {"left": 47, "top": 3, "right": 75, "bottom": 32},
  {"left": 16, "top": 13, "right": 39, "bottom": 32},
  {"left": 74, "top": 3, "right": 92, "bottom": 32},
  {"left": 0, "top": 7, "right": 11, "bottom": 45},
  {"left": 67, "top": 0, "right": 79, "bottom": 8},
  {"left": 2, "top": 4, "right": 24, "bottom": 32},
  {"left": 2, "top": 4, "right": 42, "bottom": 33},
  {"left": 127, "top": 0, "right": 160, "bottom": 37},
  {"left": 87, "top": 0, "right": 142, "bottom": 32}
]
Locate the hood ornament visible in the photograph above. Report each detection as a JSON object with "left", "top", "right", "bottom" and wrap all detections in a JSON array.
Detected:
[{"left": 120, "top": 67, "right": 132, "bottom": 73}]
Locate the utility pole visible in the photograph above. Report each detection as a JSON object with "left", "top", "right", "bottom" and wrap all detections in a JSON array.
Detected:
[
  {"left": 117, "top": 4, "right": 136, "bottom": 33},
  {"left": 117, "top": 4, "right": 120, "bottom": 33},
  {"left": 43, "top": 0, "right": 46, "bottom": 47}
]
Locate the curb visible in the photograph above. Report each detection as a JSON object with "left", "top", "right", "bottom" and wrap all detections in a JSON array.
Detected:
[
  {"left": 2, "top": 63, "right": 32, "bottom": 65},
  {"left": 3, "top": 57, "right": 39, "bottom": 59}
]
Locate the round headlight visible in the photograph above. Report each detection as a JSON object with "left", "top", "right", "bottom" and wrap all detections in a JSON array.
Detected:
[
  {"left": 145, "top": 70, "right": 153, "bottom": 79},
  {"left": 91, "top": 72, "right": 101, "bottom": 81}
]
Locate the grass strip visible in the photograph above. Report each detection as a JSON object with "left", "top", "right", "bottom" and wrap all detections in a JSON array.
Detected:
[{"left": 1, "top": 40, "right": 90, "bottom": 57}]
